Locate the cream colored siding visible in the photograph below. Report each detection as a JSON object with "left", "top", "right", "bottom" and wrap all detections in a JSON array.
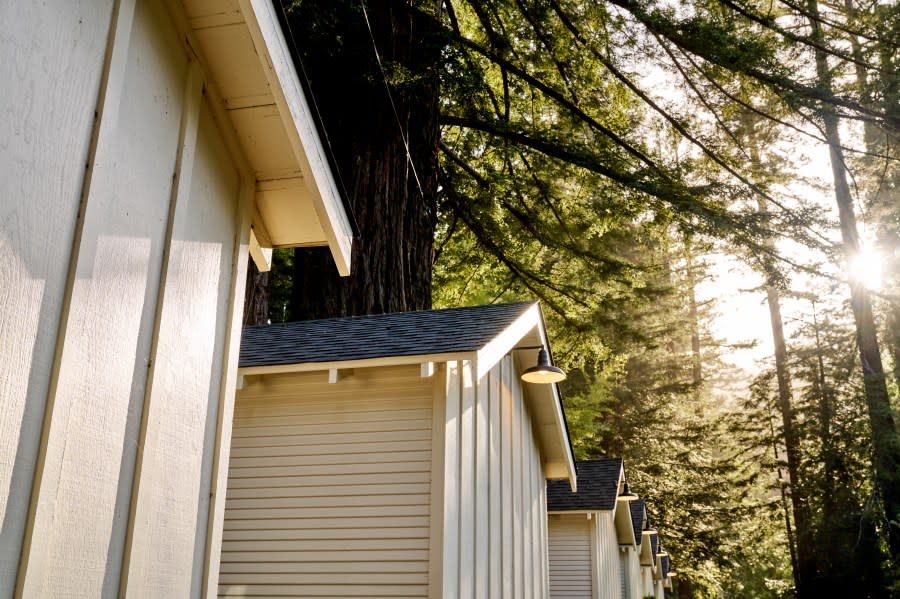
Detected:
[
  {"left": 0, "top": 0, "right": 114, "bottom": 591},
  {"left": 439, "top": 356, "right": 548, "bottom": 598},
  {"left": 617, "top": 547, "right": 643, "bottom": 599},
  {"left": 2, "top": 0, "right": 248, "bottom": 596},
  {"left": 596, "top": 512, "right": 622, "bottom": 599},
  {"left": 642, "top": 568, "right": 654, "bottom": 598},
  {"left": 221, "top": 366, "right": 434, "bottom": 598},
  {"left": 548, "top": 514, "right": 592, "bottom": 598}
]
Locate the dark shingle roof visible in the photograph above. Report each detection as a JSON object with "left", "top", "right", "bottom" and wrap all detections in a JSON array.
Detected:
[
  {"left": 630, "top": 500, "right": 645, "bottom": 547},
  {"left": 240, "top": 301, "right": 537, "bottom": 367},
  {"left": 547, "top": 459, "right": 622, "bottom": 511}
]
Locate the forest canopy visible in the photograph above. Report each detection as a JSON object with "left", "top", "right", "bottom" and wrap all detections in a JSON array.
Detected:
[{"left": 260, "top": 0, "right": 900, "bottom": 595}]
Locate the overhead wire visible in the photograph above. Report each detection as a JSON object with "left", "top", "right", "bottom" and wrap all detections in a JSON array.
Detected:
[{"left": 358, "top": 0, "right": 427, "bottom": 203}]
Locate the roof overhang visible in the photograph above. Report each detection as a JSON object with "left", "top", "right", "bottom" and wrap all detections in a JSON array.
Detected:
[
  {"left": 615, "top": 500, "right": 638, "bottom": 546},
  {"left": 641, "top": 532, "right": 658, "bottom": 567},
  {"left": 177, "top": 0, "right": 353, "bottom": 275},
  {"left": 483, "top": 303, "right": 576, "bottom": 490}
]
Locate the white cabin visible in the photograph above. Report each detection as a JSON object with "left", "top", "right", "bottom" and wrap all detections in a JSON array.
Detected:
[
  {"left": 546, "top": 458, "right": 629, "bottom": 598},
  {"left": 221, "top": 301, "right": 576, "bottom": 597},
  {"left": 0, "top": 1, "right": 353, "bottom": 596}
]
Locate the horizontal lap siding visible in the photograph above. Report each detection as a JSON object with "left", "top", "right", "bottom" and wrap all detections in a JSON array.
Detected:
[
  {"left": 221, "top": 367, "right": 433, "bottom": 598},
  {"left": 548, "top": 515, "right": 593, "bottom": 598}
]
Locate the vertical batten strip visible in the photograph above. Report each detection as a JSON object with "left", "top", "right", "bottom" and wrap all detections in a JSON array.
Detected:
[
  {"left": 118, "top": 59, "right": 203, "bottom": 599},
  {"left": 442, "top": 362, "right": 461, "bottom": 598},
  {"left": 488, "top": 362, "right": 502, "bottom": 599},
  {"left": 474, "top": 362, "right": 490, "bottom": 599},
  {"left": 14, "top": 0, "right": 138, "bottom": 594},
  {"left": 199, "top": 176, "right": 253, "bottom": 599},
  {"left": 500, "top": 356, "right": 514, "bottom": 599},
  {"left": 459, "top": 361, "right": 476, "bottom": 599},
  {"left": 428, "top": 364, "right": 448, "bottom": 599},
  {"left": 512, "top": 358, "right": 523, "bottom": 599},
  {"left": 522, "top": 396, "right": 531, "bottom": 599}
]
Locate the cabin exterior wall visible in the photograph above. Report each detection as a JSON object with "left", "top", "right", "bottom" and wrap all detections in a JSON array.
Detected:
[
  {"left": 221, "top": 366, "right": 435, "bottom": 598},
  {"left": 437, "top": 356, "right": 549, "bottom": 599},
  {"left": 547, "top": 514, "right": 593, "bottom": 598},
  {"left": 619, "top": 546, "right": 643, "bottom": 599},
  {"left": 1, "top": 1, "right": 249, "bottom": 596},
  {"left": 596, "top": 511, "right": 622, "bottom": 599}
]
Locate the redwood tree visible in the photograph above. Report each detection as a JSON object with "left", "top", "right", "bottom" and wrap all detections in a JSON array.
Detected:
[{"left": 281, "top": 0, "right": 442, "bottom": 320}]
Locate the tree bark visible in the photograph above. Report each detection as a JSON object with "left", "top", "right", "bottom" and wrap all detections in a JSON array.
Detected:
[
  {"left": 243, "top": 258, "right": 270, "bottom": 325},
  {"left": 284, "top": 0, "right": 441, "bottom": 320}
]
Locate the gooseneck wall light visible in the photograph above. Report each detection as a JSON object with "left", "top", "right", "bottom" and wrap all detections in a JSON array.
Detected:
[
  {"left": 618, "top": 480, "right": 639, "bottom": 501},
  {"left": 520, "top": 347, "right": 566, "bottom": 384}
]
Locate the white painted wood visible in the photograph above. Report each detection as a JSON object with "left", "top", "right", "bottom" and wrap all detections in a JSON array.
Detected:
[
  {"left": 548, "top": 514, "right": 593, "bottom": 598},
  {"left": 428, "top": 365, "right": 446, "bottom": 599},
  {"left": 442, "top": 362, "right": 462, "bottom": 599},
  {"left": 220, "top": 366, "right": 433, "bottom": 598},
  {"left": 437, "top": 354, "right": 550, "bottom": 599},
  {"left": 488, "top": 361, "right": 503, "bottom": 599},
  {"left": 239, "top": 351, "right": 474, "bottom": 376},
  {"left": 500, "top": 358, "right": 515, "bottom": 599},
  {"left": 420, "top": 362, "right": 435, "bottom": 378},
  {"left": 241, "top": 0, "right": 353, "bottom": 275},
  {"left": 17, "top": 1, "right": 190, "bottom": 595},
  {"left": 248, "top": 227, "right": 272, "bottom": 272},
  {"left": 121, "top": 73, "right": 242, "bottom": 597},
  {"left": 597, "top": 512, "right": 623, "bottom": 599},
  {"left": 327, "top": 368, "right": 343, "bottom": 384},
  {"left": 0, "top": 0, "right": 115, "bottom": 593},
  {"left": 459, "top": 361, "right": 476, "bottom": 599}
]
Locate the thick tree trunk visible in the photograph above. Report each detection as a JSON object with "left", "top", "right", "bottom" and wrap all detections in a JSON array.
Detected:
[
  {"left": 243, "top": 259, "right": 270, "bottom": 325},
  {"left": 806, "top": 0, "right": 900, "bottom": 559},
  {"left": 278, "top": 0, "right": 441, "bottom": 320}
]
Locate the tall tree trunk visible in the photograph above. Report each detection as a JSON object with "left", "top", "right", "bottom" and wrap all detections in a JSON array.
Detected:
[
  {"left": 764, "top": 281, "right": 811, "bottom": 593},
  {"left": 806, "top": 0, "right": 900, "bottom": 558},
  {"left": 281, "top": 0, "right": 441, "bottom": 320},
  {"left": 243, "top": 259, "right": 270, "bottom": 325},
  {"left": 844, "top": 0, "right": 900, "bottom": 399},
  {"left": 684, "top": 244, "right": 702, "bottom": 409}
]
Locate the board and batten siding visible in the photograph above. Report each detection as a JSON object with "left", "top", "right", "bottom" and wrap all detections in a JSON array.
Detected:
[
  {"left": 1, "top": 1, "right": 250, "bottom": 596},
  {"left": 626, "top": 548, "right": 644, "bottom": 599},
  {"left": 548, "top": 514, "right": 593, "bottom": 598},
  {"left": 220, "top": 366, "right": 435, "bottom": 598},
  {"left": 438, "top": 356, "right": 550, "bottom": 599},
  {"left": 596, "top": 512, "right": 623, "bottom": 599}
]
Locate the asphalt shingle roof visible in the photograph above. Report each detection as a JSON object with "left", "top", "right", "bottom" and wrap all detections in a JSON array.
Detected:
[
  {"left": 630, "top": 500, "right": 646, "bottom": 547},
  {"left": 546, "top": 458, "right": 622, "bottom": 511},
  {"left": 239, "top": 301, "right": 537, "bottom": 368}
]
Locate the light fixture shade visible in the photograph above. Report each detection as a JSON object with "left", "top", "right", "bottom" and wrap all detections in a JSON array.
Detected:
[
  {"left": 520, "top": 348, "right": 566, "bottom": 384},
  {"left": 618, "top": 481, "right": 638, "bottom": 501}
]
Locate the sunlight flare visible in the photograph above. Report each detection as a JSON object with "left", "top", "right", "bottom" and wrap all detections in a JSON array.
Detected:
[{"left": 848, "top": 248, "right": 883, "bottom": 291}]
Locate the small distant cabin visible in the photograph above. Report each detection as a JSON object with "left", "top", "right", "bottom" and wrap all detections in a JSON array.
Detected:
[
  {"left": 220, "top": 301, "right": 576, "bottom": 598},
  {"left": 546, "top": 459, "right": 626, "bottom": 598}
]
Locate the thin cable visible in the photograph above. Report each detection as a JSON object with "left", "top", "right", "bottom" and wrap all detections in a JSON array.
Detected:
[
  {"left": 359, "top": 0, "right": 426, "bottom": 201},
  {"left": 275, "top": 1, "right": 360, "bottom": 235}
]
